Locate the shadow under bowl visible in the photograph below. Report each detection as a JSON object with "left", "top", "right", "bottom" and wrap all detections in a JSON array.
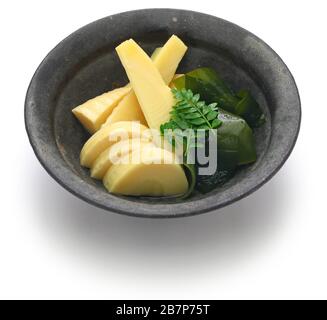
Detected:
[{"left": 25, "top": 9, "right": 301, "bottom": 218}]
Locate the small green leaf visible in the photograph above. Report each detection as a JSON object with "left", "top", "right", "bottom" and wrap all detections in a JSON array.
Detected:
[
  {"left": 192, "top": 93, "right": 200, "bottom": 103},
  {"left": 189, "top": 118, "right": 206, "bottom": 125},
  {"left": 184, "top": 112, "right": 202, "bottom": 119},
  {"left": 208, "top": 102, "right": 218, "bottom": 110},
  {"left": 172, "top": 115, "right": 188, "bottom": 130},
  {"left": 176, "top": 107, "right": 195, "bottom": 114},
  {"left": 170, "top": 121, "right": 179, "bottom": 130},
  {"left": 207, "top": 111, "right": 219, "bottom": 121},
  {"left": 197, "top": 101, "right": 205, "bottom": 108},
  {"left": 197, "top": 124, "right": 210, "bottom": 130},
  {"left": 211, "top": 118, "right": 222, "bottom": 128},
  {"left": 202, "top": 105, "right": 212, "bottom": 115},
  {"left": 186, "top": 89, "right": 193, "bottom": 100}
]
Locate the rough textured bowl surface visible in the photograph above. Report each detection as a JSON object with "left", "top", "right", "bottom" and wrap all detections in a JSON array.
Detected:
[{"left": 25, "top": 9, "right": 301, "bottom": 218}]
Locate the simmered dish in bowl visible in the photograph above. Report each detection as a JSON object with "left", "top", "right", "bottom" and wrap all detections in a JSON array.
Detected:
[
  {"left": 72, "top": 35, "right": 265, "bottom": 198},
  {"left": 25, "top": 9, "right": 300, "bottom": 217}
]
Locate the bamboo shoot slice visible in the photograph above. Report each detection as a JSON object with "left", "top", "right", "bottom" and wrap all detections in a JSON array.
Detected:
[
  {"left": 152, "top": 36, "right": 187, "bottom": 84},
  {"left": 103, "top": 148, "right": 188, "bottom": 196},
  {"left": 72, "top": 86, "right": 131, "bottom": 134},
  {"left": 80, "top": 121, "right": 151, "bottom": 167},
  {"left": 102, "top": 91, "right": 147, "bottom": 127},
  {"left": 103, "top": 36, "right": 187, "bottom": 128},
  {"left": 116, "top": 40, "right": 175, "bottom": 130},
  {"left": 90, "top": 138, "right": 155, "bottom": 179}
]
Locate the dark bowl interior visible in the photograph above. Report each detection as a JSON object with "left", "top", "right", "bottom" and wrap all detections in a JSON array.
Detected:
[{"left": 25, "top": 9, "right": 301, "bottom": 218}]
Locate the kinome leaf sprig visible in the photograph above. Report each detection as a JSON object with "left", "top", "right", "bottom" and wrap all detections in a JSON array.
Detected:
[
  {"left": 160, "top": 88, "right": 223, "bottom": 198},
  {"left": 161, "top": 88, "right": 222, "bottom": 132}
]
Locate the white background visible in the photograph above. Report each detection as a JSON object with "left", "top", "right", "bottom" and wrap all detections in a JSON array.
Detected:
[{"left": 0, "top": 0, "right": 325, "bottom": 300}]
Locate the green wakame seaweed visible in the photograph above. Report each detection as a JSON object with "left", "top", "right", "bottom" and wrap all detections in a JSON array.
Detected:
[{"left": 173, "top": 68, "right": 265, "bottom": 128}]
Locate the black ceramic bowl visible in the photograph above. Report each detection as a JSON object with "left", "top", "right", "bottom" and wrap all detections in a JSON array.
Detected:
[{"left": 25, "top": 9, "right": 301, "bottom": 218}]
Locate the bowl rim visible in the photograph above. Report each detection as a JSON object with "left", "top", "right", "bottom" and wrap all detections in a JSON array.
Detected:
[{"left": 25, "top": 8, "right": 301, "bottom": 218}]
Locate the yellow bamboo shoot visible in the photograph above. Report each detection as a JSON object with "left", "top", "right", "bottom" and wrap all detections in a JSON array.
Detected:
[
  {"left": 90, "top": 138, "right": 154, "bottom": 179},
  {"left": 103, "top": 147, "right": 188, "bottom": 196},
  {"left": 80, "top": 121, "right": 151, "bottom": 167},
  {"left": 72, "top": 86, "right": 131, "bottom": 133},
  {"left": 103, "top": 36, "right": 187, "bottom": 129},
  {"left": 116, "top": 40, "right": 175, "bottom": 130}
]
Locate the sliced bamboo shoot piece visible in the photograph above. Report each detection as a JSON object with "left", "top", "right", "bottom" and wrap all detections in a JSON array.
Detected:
[
  {"left": 103, "top": 36, "right": 187, "bottom": 128},
  {"left": 80, "top": 121, "right": 151, "bottom": 167},
  {"left": 90, "top": 138, "right": 155, "bottom": 179},
  {"left": 103, "top": 147, "right": 188, "bottom": 196},
  {"left": 116, "top": 40, "right": 175, "bottom": 130},
  {"left": 72, "top": 86, "right": 131, "bottom": 133}
]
